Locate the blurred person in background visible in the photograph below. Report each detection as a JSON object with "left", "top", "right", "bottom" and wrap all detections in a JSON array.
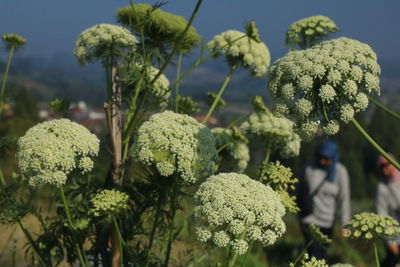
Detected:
[
  {"left": 297, "top": 140, "right": 351, "bottom": 260},
  {"left": 376, "top": 153, "right": 400, "bottom": 267}
]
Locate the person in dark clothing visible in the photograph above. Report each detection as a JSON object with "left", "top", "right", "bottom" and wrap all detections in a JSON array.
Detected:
[
  {"left": 376, "top": 154, "right": 400, "bottom": 267},
  {"left": 297, "top": 140, "right": 350, "bottom": 260}
]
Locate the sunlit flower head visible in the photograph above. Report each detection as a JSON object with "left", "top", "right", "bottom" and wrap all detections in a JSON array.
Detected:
[
  {"left": 17, "top": 119, "right": 99, "bottom": 187},
  {"left": 132, "top": 111, "right": 218, "bottom": 183},
  {"left": 74, "top": 24, "right": 137, "bottom": 65},
  {"left": 191, "top": 173, "right": 286, "bottom": 254},
  {"left": 286, "top": 15, "right": 339, "bottom": 50},
  {"left": 208, "top": 30, "right": 270, "bottom": 78},
  {"left": 269, "top": 37, "right": 380, "bottom": 139}
]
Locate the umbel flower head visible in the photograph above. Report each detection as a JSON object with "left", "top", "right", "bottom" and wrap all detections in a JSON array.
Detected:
[
  {"left": 285, "top": 15, "right": 339, "bottom": 50},
  {"left": 117, "top": 4, "right": 201, "bottom": 53},
  {"left": 132, "top": 111, "right": 218, "bottom": 183},
  {"left": 2, "top": 33, "right": 27, "bottom": 49},
  {"left": 289, "top": 253, "right": 328, "bottom": 267},
  {"left": 17, "top": 119, "right": 100, "bottom": 187},
  {"left": 211, "top": 127, "right": 250, "bottom": 173},
  {"left": 175, "top": 96, "right": 200, "bottom": 115},
  {"left": 258, "top": 161, "right": 299, "bottom": 213},
  {"left": 191, "top": 173, "right": 286, "bottom": 255},
  {"left": 90, "top": 189, "right": 129, "bottom": 217},
  {"left": 345, "top": 212, "right": 400, "bottom": 240},
  {"left": 208, "top": 30, "right": 270, "bottom": 78},
  {"left": 74, "top": 24, "right": 137, "bottom": 65},
  {"left": 269, "top": 37, "right": 380, "bottom": 139},
  {"left": 241, "top": 96, "right": 301, "bottom": 158},
  {"left": 121, "top": 63, "right": 171, "bottom": 108}
]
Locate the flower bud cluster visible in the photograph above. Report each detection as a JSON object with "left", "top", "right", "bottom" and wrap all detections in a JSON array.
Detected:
[
  {"left": 191, "top": 173, "right": 286, "bottom": 254},
  {"left": 90, "top": 189, "right": 129, "bottom": 217},
  {"left": 74, "top": 24, "right": 137, "bottom": 65},
  {"left": 289, "top": 253, "right": 328, "bottom": 267},
  {"left": 2, "top": 33, "right": 27, "bottom": 49},
  {"left": 17, "top": 119, "right": 99, "bottom": 187},
  {"left": 258, "top": 161, "right": 299, "bottom": 213},
  {"left": 121, "top": 63, "right": 171, "bottom": 108},
  {"left": 211, "top": 127, "right": 250, "bottom": 173},
  {"left": 345, "top": 212, "right": 400, "bottom": 240},
  {"left": 285, "top": 15, "right": 339, "bottom": 50},
  {"left": 241, "top": 99, "right": 301, "bottom": 158},
  {"left": 117, "top": 4, "right": 201, "bottom": 53},
  {"left": 208, "top": 30, "right": 270, "bottom": 78},
  {"left": 269, "top": 37, "right": 380, "bottom": 139},
  {"left": 132, "top": 111, "right": 218, "bottom": 183}
]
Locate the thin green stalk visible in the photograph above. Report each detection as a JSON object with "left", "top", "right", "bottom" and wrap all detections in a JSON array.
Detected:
[
  {"left": 202, "top": 64, "right": 238, "bottom": 124},
  {"left": 113, "top": 216, "right": 125, "bottom": 266},
  {"left": 0, "top": 168, "right": 6, "bottom": 186},
  {"left": 175, "top": 52, "right": 183, "bottom": 112},
  {"left": 217, "top": 142, "right": 230, "bottom": 153},
  {"left": 1, "top": 46, "right": 15, "bottom": 97},
  {"left": 373, "top": 242, "right": 380, "bottom": 267},
  {"left": 170, "top": 34, "right": 247, "bottom": 88},
  {"left": 59, "top": 186, "right": 88, "bottom": 267},
  {"left": 17, "top": 220, "right": 48, "bottom": 267},
  {"left": 225, "top": 245, "right": 238, "bottom": 267},
  {"left": 145, "top": 195, "right": 163, "bottom": 267},
  {"left": 150, "top": 0, "right": 204, "bottom": 87},
  {"left": 351, "top": 118, "right": 400, "bottom": 170},
  {"left": 263, "top": 141, "right": 272, "bottom": 165},
  {"left": 225, "top": 111, "right": 252, "bottom": 129},
  {"left": 163, "top": 183, "right": 179, "bottom": 267},
  {"left": 368, "top": 95, "right": 400, "bottom": 120},
  {"left": 292, "top": 240, "right": 313, "bottom": 266},
  {"left": 242, "top": 241, "right": 254, "bottom": 267}
]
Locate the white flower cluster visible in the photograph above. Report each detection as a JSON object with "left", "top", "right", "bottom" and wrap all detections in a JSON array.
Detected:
[
  {"left": 132, "top": 111, "right": 218, "bottom": 183},
  {"left": 207, "top": 30, "right": 270, "bottom": 78},
  {"left": 286, "top": 15, "right": 339, "bottom": 50},
  {"left": 289, "top": 253, "right": 328, "bottom": 267},
  {"left": 241, "top": 107, "right": 301, "bottom": 158},
  {"left": 17, "top": 119, "right": 100, "bottom": 187},
  {"left": 269, "top": 37, "right": 380, "bottom": 139},
  {"left": 121, "top": 63, "right": 171, "bottom": 108},
  {"left": 211, "top": 127, "right": 250, "bottom": 173},
  {"left": 90, "top": 189, "right": 129, "bottom": 217},
  {"left": 191, "top": 173, "right": 286, "bottom": 254},
  {"left": 74, "top": 24, "right": 137, "bottom": 65}
]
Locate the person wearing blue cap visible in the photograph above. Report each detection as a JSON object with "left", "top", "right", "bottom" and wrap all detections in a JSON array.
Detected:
[{"left": 297, "top": 140, "right": 350, "bottom": 260}]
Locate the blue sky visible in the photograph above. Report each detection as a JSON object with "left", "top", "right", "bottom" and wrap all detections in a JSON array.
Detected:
[{"left": 1, "top": 0, "right": 400, "bottom": 64}]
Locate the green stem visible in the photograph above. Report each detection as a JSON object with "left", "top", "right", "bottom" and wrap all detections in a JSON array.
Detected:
[
  {"left": 145, "top": 195, "right": 164, "bottom": 267},
  {"left": 292, "top": 240, "right": 313, "bottom": 266},
  {"left": 217, "top": 142, "right": 230, "bottom": 153},
  {"left": 263, "top": 141, "right": 272, "bottom": 165},
  {"left": 202, "top": 65, "right": 238, "bottom": 124},
  {"left": 149, "top": 0, "right": 204, "bottom": 87},
  {"left": 17, "top": 220, "right": 48, "bottom": 267},
  {"left": 59, "top": 186, "right": 88, "bottom": 267},
  {"left": 351, "top": 118, "right": 400, "bottom": 170},
  {"left": 368, "top": 95, "right": 400, "bottom": 120},
  {"left": 170, "top": 34, "right": 247, "bottom": 88},
  {"left": 175, "top": 52, "right": 183, "bottom": 112},
  {"left": 0, "top": 46, "right": 15, "bottom": 115},
  {"left": 373, "top": 242, "right": 380, "bottom": 267},
  {"left": 0, "top": 168, "right": 6, "bottom": 186},
  {"left": 225, "top": 111, "right": 252, "bottom": 129},
  {"left": 242, "top": 241, "right": 254, "bottom": 267},
  {"left": 225, "top": 245, "right": 238, "bottom": 267},
  {"left": 163, "top": 182, "right": 179, "bottom": 267},
  {"left": 113, "top": 216, "right": 125, "bottom": 266}
]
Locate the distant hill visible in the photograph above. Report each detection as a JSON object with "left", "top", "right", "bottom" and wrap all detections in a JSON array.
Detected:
[{"left": 1, "top": 53, "right": 400, "bottom": 110}]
